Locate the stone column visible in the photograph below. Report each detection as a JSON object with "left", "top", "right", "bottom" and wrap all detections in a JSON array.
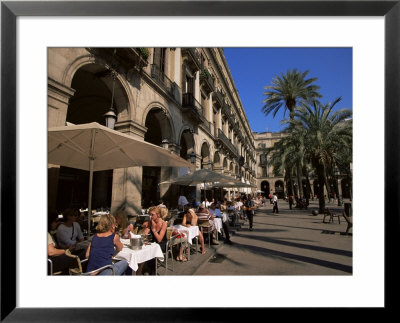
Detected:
[
  {"left": 111, "top": 120, "right": 147, "bottom": 215},
  {"left": 218, "top": 108, "right": 222, "bottom": 130},
  {"left": 164, "top": 48, "right": 171, "bottom": 79},
  {"left": 159, "top": 142, "right": 182, "bottom": 208},
  {"left": 172, "top": 48, "right": 182, "bottom": 104},
  {"left": 208, "top": 93, "right": 213, "bottom": 123},
  {"left": 194, "top": 71, "right": 200, "bottom": 102},
  {"left": 48, "top": 77, "right": 75, "bottom": 127},
  {"left": 173, "top": 48, "right": 181, "bottom": 85},
  {"left": 48, "top": 78, "right": 75, "bottom": 213}
]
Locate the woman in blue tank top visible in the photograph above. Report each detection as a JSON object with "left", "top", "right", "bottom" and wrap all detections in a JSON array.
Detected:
[{"left": 85, "top": 214, "right": 129, "bottom": 275}]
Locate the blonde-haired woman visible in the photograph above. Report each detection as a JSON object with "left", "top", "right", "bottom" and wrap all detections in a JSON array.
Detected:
[
  {"left": 136, "top": 206, "right": 168, "bottom": 275},
  {"left": 115, "top": 210, "right": 134, "bottom": 239},
  {"left": 85, "top": 214, "right": 129, "bottom": 275},
  {"left": 148, "top": 206, "right": 168, "bottom": 250}
]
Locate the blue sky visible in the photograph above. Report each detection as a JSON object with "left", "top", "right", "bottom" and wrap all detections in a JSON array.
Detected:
[{"left": 223, "top": 47, "right": 353, "bottom": 133}]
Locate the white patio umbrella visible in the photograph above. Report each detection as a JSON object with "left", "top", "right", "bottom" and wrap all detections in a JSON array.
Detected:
[
  {"left": 48, "top": 122, "right": 194, "bottom": 235},
  {"left": 159, "top": 168, "right": 239, "bottom": 201},
  {"left": 159, "top": 168, "right": 238, "bottom": 186},
  {"left": 212, "top": 182, "right": 256, "bottom": 188}
]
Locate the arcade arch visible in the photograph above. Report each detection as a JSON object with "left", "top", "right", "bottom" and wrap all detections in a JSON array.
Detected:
[{"left": 55, "top": 63, "right": 131, "bottom": 212}]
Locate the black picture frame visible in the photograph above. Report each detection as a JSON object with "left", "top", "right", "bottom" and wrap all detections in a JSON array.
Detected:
[{"left": 1, "top": 0, "right": 398, "bottom": 321}]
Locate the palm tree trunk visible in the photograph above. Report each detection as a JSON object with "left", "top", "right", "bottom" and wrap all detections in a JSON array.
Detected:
[
  {"left": 288, "top": 167, "right": 295, "bottom": 199},
  {"left": 316, "top": 163, "right": 326, "bottom": 213},
  {"left": 323, "top": 171, "right": 331, "bottom": 202},
  {"left": 296, "top": 163, "right": 304, "bottom": 198}
]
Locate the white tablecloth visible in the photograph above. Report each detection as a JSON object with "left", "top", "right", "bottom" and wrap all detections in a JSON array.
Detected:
[
  {"left": 213, "top": 218, "right": 223, "bottom": 233},
  {"left": 115, "top": 240, "right": 164, "bottom": 271},
  {"left": 172, "top": 225, "right": 199, "bottom": 245}
]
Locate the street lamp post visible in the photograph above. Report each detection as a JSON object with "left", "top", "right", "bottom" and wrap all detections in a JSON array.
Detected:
[
  {"left": 104, "top": 108, "right": 117, "bottom": 129},
  {"left": 104, "top": 70, "right": 118, "bottom": 130}
]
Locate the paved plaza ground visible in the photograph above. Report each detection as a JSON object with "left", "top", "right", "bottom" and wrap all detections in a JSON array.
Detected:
[{"left": 159, "top": 198, "right": 352, "bottom": 275}]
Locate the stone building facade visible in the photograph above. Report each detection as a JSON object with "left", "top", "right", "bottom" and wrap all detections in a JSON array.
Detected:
[
  {"left": 48, "top": 48, "right": 257, "bottom": 215},
  {"left": 253, "top": 131, "right": 352, "bottom": 200},
  {"left": 253, "top": 131, "right": 286, "bottom": 198}
]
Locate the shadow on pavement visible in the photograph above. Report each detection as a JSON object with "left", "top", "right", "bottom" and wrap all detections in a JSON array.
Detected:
[
  {"left": 225, "top": 241, "right": 352, "bottom": 274},
  {"left": 233, "top": 232, "right": 352, "bottom": 257}
]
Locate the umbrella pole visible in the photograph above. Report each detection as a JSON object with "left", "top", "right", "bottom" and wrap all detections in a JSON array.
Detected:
[{"left": 88, "top": 159, "right": 94, "bottom": 237}]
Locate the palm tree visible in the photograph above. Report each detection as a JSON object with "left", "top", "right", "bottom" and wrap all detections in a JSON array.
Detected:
[
  {"left": 265, "top": 131, "right": 304, "bottom": 199},
  {"left": 262, "top": 69, "right": 321, "bottom": 198},
  {"left": 262, "top": 69, "right": 322, "bottom": 119},
  {"left": 289, "top": 97, "right": 352, "bottom": 213}
]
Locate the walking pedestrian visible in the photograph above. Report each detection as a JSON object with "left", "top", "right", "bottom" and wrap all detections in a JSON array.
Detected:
[
  {"left": 272, "top": 193, "right": 279, "bottom": 214},
  {"left": 288, "top": 195, "right": 294, "bottom": 210},
  {"left": 244, "top": 195, "right": 255, "bottom": 231}
]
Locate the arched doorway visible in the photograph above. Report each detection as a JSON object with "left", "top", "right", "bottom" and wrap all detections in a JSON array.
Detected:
[
  {"left": 341, "top": 178, "right": 352, "bottom": 199},
  {"left": 274, "top": 180, "right": 285, "bottom": 199},
  {"left": 178, "top": 128, "right": 196, "bottom": 204},
  {"left": 142, "top": 107, "right": 173, "bottom": 208},
  {"left": 313, "top": 180, "right": 322, "bottom": 199},
  {"left": 56, "top": 65, "right": 125, "bottom": 212},
  {"left": 261, "top": 181, "right": 270, "bottom": 196},
  {"left": 222, "top": 158, "right": 228, "bottom": 174}
]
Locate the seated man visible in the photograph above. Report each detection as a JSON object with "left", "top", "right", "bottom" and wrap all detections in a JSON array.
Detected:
[
  {"left": 48, "top": 213, "right": 74, "bottom": 275},
  {"left": 196, "top": 203, "right": 219, "bottom": 245},
  {"left": 56, "top": 208, "right": 87, "bottom": 259},
  {"left": 208, "top": 203, "right": 232, "bottom": 244}
]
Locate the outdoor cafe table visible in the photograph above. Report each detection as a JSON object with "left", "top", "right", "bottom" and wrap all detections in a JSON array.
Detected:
[
  {"left": 171, "top": 225, "right": 199, "bottom": 244},
  {"left": 197, "top": 213, "right": 224, "bottom": 236},
  {"left": 115, "top": 239, "right": 164, "bottom": 273}
]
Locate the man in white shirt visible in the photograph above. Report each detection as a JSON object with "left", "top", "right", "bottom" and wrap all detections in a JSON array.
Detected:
[
  {"left": 236, "top": 198, "right": 245, "bottom": 220},
  {"left": 178, "top": 195, "right": 189, "bottom": 211},
  {"left": 204, "top": 198, "right": 212, "bottom": 208},
  {"left": 272, "top": 193, "right": 279, "bottom": 214},
  {"left": 209, "top": 203, "right": 232, "bottom": 244}
]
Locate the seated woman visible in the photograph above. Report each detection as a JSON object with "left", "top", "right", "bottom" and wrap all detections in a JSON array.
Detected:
[
  {"left": 136, "top": 206, "right": 167, "bottom": 274},
  {"left": 182, "top": 208, "right": 206, "bottom": 255},
  {"left": 115, "top": 210, "right": 134, "bottom": 239},
  {"left": 48, "top": 213, "right": 74, "bottom": 275},
  {"left": 85, "top": 214, "right": 129, "bottom": 275},
  {"left": 56, "top": 208, "right": 87, "bottom": 259}
]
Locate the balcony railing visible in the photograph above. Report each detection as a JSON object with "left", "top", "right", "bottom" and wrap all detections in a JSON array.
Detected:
[
  {"left": 87, "top": 47, "right": 148, "bottom": 74},
  {"left": 181, "top": 48, "right": 202, "bottom": 71},
  {"left": 199, "top": 69, "right": 215, "bottom": 94},
  {"left": 182, "top": 93, "right": 203, "bottom": 124},
  {"left": 217, "top": 129, "right": 238, "bottom": 157},
  {"left": 213, "top": 90, "right": 225, "bottom": 108},
  {"left": 150, "top": 64, "right": 179, "bottom": 100}
]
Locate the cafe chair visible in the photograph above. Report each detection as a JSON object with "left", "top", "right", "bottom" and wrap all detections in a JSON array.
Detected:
[
  {"left": 159, "top": 227, "right": 188, "bottom": 275},
  {"left": 187, "top": 236, "right": 199, "bottom": 260},
  {"left": 47, "top": 258, "right": 63, "bottom": 276},
  {"left": 65, "top": 250, "right": 115, "bottom": 275},
  {"left": 323, "top": 208, "right": 341, "bottom": 224},
  {"left": 197, "top": 215, "right": 213, "bottom": 248}
]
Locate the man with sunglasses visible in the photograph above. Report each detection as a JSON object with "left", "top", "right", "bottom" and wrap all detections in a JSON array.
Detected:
[{"left": 56, "top": 208, "right": 86, "bottom": 259}]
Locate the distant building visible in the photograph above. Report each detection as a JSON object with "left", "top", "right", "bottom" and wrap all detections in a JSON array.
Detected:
[
  {"left": 253, "top": 131, "right": 286, "bottom": 198},
  {"left": 253, "top": 131, "right": 352, "bottom": 200}
]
